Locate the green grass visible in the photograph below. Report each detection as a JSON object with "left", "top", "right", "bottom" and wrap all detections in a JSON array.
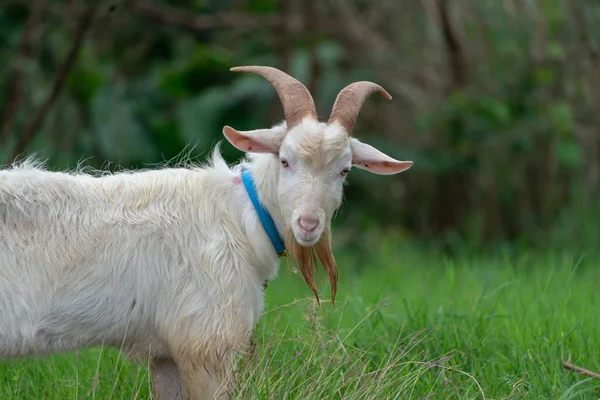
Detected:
[{"left": 1, "top": 237, "right": 599, "bottom": 399}]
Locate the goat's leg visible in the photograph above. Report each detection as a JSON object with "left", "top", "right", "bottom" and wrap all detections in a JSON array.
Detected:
[
  {"left": 151, "top": 357, "right": 185, "bottom": 400},
  {"left": 175, "top": 354, "right": 232, "bottom": 400}
]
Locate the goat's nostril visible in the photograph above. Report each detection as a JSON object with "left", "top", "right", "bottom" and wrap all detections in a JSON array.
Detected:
[{"left": 299, "top": 217, "right": 319, "bottom": 232}]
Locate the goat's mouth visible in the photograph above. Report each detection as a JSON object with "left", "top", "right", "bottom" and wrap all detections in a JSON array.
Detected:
[{"left": 293, "top": 232, "right": 321, "bottom": 247}]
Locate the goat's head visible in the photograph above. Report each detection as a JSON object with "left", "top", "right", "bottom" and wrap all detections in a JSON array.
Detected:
[{"left": 223, "top": 66, "right": 413, "bottom": 302}]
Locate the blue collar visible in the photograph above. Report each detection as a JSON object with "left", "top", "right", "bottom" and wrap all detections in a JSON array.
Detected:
[{"left": 241, "top": 170, "right": 286, "bottom": 257}]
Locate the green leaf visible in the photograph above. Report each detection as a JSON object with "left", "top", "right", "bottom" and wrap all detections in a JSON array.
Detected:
[
  {"left": 66, "top": 67, "right": 104, "bottom": 104},
  {"left": 548, "top": 102, "right": 573, "bottom": 136},
  {"left": 554, "top": 141, "right": 581, "bottom": 169},
  {"left": 547, "top": 41, "right": 565, "bottom": 60},
  {"left": 533, "top": 67, "right": 556, "bottom": 85}
]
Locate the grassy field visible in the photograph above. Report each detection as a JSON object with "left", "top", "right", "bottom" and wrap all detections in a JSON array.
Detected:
[{"left": 0, "top": 236, "right": 598, "bottom": 399}]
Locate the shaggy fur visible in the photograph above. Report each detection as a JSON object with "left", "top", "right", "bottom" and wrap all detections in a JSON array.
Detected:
[{"left": 0, "top": 147, "right": 284, "bottom": 399}]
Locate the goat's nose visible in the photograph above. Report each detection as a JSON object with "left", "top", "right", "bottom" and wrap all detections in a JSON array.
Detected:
[{"left": 298, "top": 217, "right": 319, "bottom": 233}]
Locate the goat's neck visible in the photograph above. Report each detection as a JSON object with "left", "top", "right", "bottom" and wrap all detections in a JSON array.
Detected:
[{"left": 243, "top": 154, "right": 286, "bottom": 238}]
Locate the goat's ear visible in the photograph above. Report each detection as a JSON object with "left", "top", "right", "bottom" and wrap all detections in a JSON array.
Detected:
[
  {"left": 350, "top": 138, "right": 413, "bottom": 175},
  {"left": 223, "top": 126, "right": 285, "bottom": 154}
]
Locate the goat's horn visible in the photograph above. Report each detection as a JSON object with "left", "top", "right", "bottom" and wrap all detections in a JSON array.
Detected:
[
  {"left": 327, "top": 81, "right": 392, "bottom": 134},
  {"left": 231, "top": 66, "right": 317, "bottom": 129}
]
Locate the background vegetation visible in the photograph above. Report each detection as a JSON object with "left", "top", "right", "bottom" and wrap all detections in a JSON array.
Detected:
[
  {"left": 1, "top": 0, "right": 599, "bottom": 398},
  {"left": 2, "top": 0, "right": 600, "bottom": 249}
]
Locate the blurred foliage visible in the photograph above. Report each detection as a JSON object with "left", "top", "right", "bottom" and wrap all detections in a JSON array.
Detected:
[{"left": 1, "top": 0, "right": 600, "bottom": 250}]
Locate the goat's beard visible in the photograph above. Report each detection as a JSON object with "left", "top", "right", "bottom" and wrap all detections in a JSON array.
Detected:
[{"left": 284, "top": 228, "right": 338, "bottom": 305}]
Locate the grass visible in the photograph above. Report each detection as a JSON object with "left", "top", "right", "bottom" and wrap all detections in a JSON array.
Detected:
[{"left": 0, "top": 236, "right": 599, "bottom": 399}]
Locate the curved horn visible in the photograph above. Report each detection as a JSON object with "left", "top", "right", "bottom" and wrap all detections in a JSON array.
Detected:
[
  {"left": 231, "top": 66, "right": 317, "bottom": 129},
  {"left": 327, "top": 81, "right": 392, "bottom": 134}
]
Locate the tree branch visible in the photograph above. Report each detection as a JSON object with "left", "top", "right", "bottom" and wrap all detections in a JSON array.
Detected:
[
  {"left": 305, "top": 0, "right": 321, "bottom": 100},
  {"left": 269, "top": 0, "right": 293, "bottom": 122},
  {"left": 436, "top": 0, "right": 467, "bottom": 89},
  {"left": 11, "top": 0, "right": 101, "bottom": 161},
  {"left": 0, "top": 0, "right": 50, "bottom": 145},
  {"left": 562, "top": 360, "right": 600, "bottom": 380}
]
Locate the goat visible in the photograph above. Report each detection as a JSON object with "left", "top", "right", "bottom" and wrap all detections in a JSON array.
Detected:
[{"left": 0, "top": 66, "right": 413, "bottom": 399}]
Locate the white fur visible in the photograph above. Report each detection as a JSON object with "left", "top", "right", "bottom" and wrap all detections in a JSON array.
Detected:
[{"left": 0, "top": 146, "right": 284, "bottom": 399}]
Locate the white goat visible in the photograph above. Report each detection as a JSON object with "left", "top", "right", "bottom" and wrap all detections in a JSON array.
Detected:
[{"left": 0, "top": 66, "right": 413, "bottom": 399}]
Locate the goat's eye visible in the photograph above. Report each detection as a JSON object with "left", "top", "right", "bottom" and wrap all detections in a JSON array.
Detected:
[
  {"left": 341, "top": 168, "right": 350, "bottom": 177},
  {"left": 281, "top": 159, "right": 289, "bottom": 168}
]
